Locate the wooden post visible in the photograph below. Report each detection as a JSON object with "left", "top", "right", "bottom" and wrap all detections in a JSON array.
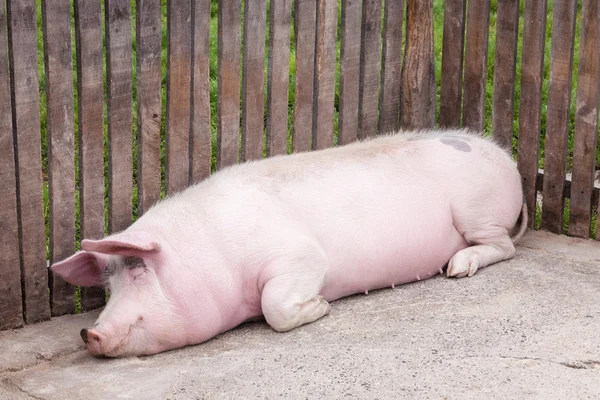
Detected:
[
  {"left": 401, "top": 0, "right": 435, "bottom": 130},
  {"left": 569, "top": 0, "right": 600, "bottom": 239},
  {"left": 7, "top": 0, "right": 51, "bottom": 324},
  {"left": 517, "top": 0, "right": 548, "bottom": 229},
  {"left": 0, "top": 0, "right": 23, "bottom": 329},
  {"left": 43, "top": 0, "right": 77, "bottom": 316}
]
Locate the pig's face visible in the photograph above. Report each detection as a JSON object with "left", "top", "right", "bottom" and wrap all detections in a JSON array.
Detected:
[{"left": 51, "top": 232, "right": 188, "bottom": 357}]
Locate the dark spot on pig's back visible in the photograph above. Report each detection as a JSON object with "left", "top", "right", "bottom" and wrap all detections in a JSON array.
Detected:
[{"left": 440, "top": 137, "right": 472, "bottom": 152}]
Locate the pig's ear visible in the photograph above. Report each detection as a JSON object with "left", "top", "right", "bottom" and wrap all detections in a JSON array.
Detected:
[
  {"left": 50, "top": 251, "right": 110, "bottom": 287},
  {"left": 81, "top": 231, "right": 161, "bottom": 257}
]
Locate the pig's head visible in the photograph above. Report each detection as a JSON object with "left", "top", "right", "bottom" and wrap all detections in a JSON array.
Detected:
[{"left": 50, "top": 231, "right": 190, "bottom": 357}]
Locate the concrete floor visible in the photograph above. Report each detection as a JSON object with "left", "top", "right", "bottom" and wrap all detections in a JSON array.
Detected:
[{"left": 1, "top": 231, "right": 599, "bottom": 399}]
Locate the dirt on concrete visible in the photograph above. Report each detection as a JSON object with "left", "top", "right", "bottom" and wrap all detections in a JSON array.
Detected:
[{"left": 1, "top": 231, "right": 599, "bottom": 399}]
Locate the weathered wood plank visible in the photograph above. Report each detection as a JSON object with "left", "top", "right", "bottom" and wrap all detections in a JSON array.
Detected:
[
  {"left": 191, "top": 0, "right": 212, "bottom": 182},
  {"left": 491, "top": 0, "right": 520, "bottom": 149},
  {"left": 292, "top": 0, "right": 316, "bottom": 152},
  {"left": 166, "top": 0, "right": 192, "bottom": 193},
  {"left": 74, "top": 0, "right": 106, "bottom": 311},
  {"left": 462, "top": 0, "right": 491, "bottom": 131},
  {"left": 217, "top": 0, "right": 241, "bottom": 168},
  {"left": 241, "top": 0, "right": 267, "bottom": 161},
  {"left": 136, "top": 0, "right": 162, "bottom": 212},
  {"left": 7, "top": 0, "right": 51, "bottom": 324},
  {"left": 401, "top": 0, "right": 435, "bottom": 129},
  {"left": 312, "top": 0, "right": 337, "bottom": 150},
  {"left": 0, "top": 0, "right": 23, "bottom": 329},
  {"left": 517, "top": 0, "right": 548, "bottom": 229},
  {"left": 541, "top": 0, "right": 578, "bottom": 234},
  {"left": 568, "top": 0, "right": 600, "bottom": 239},
  {"left": 439, "top": 0, "right": 466, "bottom": 128},
  {"left": 266, "top": 0, "right": 292, "bottom": 157},
  {"left": 358, "top": 0, "right": 382, "bottom": 139},
  {"left": 338, "top": 0, "right": 361, "bottom": 145},
  {"left": 378, "top": 0, "right": 404, "bottom": 135},
  {"left": 42, "top": 0, "right": 76, "bottom": 316},
  {"left": 105, "top": 0, "right": 133, "bottom": 234}
]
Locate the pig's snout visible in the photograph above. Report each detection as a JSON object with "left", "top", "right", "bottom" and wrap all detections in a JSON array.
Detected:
[
  {"left": 80, "top": 327, "right": 107, "bottom": 356},
  {"left": 80, "top": 328, "right": 89, "bottom": 344}
]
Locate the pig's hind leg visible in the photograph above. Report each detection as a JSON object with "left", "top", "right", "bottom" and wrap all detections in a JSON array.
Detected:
[
  {"left": 260, "top": 246, "right": 331, "bottom": 332},
  {"left": 446, "top": 227, "right": 516, "bottom": 278}
]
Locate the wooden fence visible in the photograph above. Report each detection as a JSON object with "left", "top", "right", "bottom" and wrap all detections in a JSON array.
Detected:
[{"left": 1, "top": 0, "right": 599, "bottom": 330}]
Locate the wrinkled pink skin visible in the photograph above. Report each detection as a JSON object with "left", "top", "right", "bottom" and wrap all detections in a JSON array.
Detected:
[{"left": 51, "top": 129, "right": 527, "bottom": 357}]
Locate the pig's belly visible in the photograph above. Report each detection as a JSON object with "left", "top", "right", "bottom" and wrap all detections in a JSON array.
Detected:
[{"left": 317, "top": 207, "right": 469, "bottom": 302}]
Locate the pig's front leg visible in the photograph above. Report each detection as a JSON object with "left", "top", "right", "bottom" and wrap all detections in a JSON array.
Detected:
[{"left": 260, "top": 244, "right": 331, "bottom": 332}]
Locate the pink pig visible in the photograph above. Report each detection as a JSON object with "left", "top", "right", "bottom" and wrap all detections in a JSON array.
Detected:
[{"left": 51, "top": 129, "right": 527, "bottom": 357}]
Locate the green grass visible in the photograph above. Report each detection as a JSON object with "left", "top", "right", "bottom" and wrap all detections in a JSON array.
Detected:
[{"left": 36, "top": 0, "right": 596, "bottom": 273}]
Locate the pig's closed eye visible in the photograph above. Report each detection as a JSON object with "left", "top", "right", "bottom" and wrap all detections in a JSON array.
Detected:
[{"left": 128, "top": 267, "right": 148, "bottom": 281}]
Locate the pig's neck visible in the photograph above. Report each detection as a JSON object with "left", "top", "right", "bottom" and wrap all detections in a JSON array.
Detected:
[{"left": 160, "top": 254, "right": 260, "bottom": 346}]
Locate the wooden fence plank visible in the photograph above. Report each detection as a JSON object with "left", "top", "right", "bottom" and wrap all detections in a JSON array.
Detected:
[
  {"left": 338, "top": 0, "right": 361, "bottom": 145},
  {"left": 0, "top": 0, "right": 23, "bottom": 329},
  {"left": 568, "top": 0, "right": 600, "bottom": 239},
  {"left": 136, "top": 0, "right": 162, "bottom": 212},
  {"left": 358, "top": 0, "right": 382, "bottom": 139},
  {"left": 241, "top": 0, "right": 267, "bottom": 161},
  {"left": 312, "top": 0, "right": 337, "bottom": 150},
  {"left": 266, "top": 0, "right": 292, "bottom": 157},
  {"left": 105, "top": 0, "right": 133, "bottom": 234},
  {"left": 191, "top": 0, "right": 212, "bottom": 182},
  {"left": 166, "top": 0, "right": 192, "bottom": 193},
  {"left": 462, "top": 0, "right": 491, "bottom": 132},
  {"left": 292, "top": 0, "right": 316, "bottom": 152},
  {"left": 7, "top": 0, "right": 51, "bottom": 324},
  {"left": 541, "top": 0, "right": 578, "bottom": 234},
  {"left": 401, "top": 0, "right": 435, "bottom": 129},
  {"left": 42, "top": 0, "right": 76, "bottom": 316},
  {"left": 517, "top": 0, "right": 548, "bottom": 229},
  {"left": 217, "top": 0, "right": 241, "bottom": 168},
  {"left": 74, "top": 0, "right": 106, "bottom": 311},
  {"left": 439, "top": 0, "right": 466, "bottom": 128},
  {"left": 491, "top": 0, "right": 520, "bottom": 149},
  {"left": 378, "top": 0, "right": 404, "bottom": 135}
]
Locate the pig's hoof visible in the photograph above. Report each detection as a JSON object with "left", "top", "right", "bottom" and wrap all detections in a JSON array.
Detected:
[{"left": 446, "top": 251, "right": 480, "bottom": 278}]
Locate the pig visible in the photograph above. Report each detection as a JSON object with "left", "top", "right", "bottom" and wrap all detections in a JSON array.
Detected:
[{"left": 51, "top": 129, "right": 527, "bottom": 357}]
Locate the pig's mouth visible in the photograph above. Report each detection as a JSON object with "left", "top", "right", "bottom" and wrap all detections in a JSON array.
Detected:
[{"left": 81, "top": 317, "right": 143, "bottom": 357}]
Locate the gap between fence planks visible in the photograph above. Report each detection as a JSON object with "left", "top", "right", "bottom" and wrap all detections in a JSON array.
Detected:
[
  {"left": 541, "top": 0, "right": 578, "bottom": 234},
  {"left": 517, "top": 0, "right": 548, "bottom": 229},
  {"left": 0, "top": 0, "right": 23, "bottom": 329},
  {"left": 43, "top": 0, "right": 76, "bottom": 316},
  {"left": 568, "top": 0, "right": 600, "bottom": 239},
  {"left": 7, "top": 0, "right": 50, "bottom": 324}
]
